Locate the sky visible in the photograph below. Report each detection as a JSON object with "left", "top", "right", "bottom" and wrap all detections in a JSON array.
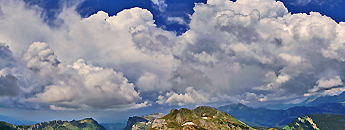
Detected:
[{"left": 0, "top": 0, "right": 345, "bottom": 124}]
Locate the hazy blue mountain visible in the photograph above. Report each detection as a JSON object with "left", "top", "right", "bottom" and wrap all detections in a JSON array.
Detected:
[
  {"left": 299, "top": 92, "right": 345, "bottom": 106},
  {"left": 218, "top": 103, "right": 345, "bottom": 128},
  {"left": 264, "top": 91, "right": 345, "bottom": 110},
  {"left": 0, "top": 115, "right": 36, "bottom": 126}
]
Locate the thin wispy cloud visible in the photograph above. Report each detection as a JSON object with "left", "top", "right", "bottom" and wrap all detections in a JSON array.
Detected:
[{"left": 151, "top": 0, "right": 167, "bottom": 12}]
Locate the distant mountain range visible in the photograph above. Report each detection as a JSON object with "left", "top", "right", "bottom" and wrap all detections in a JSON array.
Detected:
[
  {"left": 300, "top": 92, "right": 345, "bottom": 106},
  {"left": 1, "top": 106, "right": 254, "bottom": 130},
  {"left": 3, "top": 92, "right": 345, "bottom": 130},
  {"left": 218, "top": 91, "right": 345, "bottom": 128},
  {"left": 218, "top": 102, "right": 345, "bottom": 128},
  {"left": 264, "top": 91, "right": 345, "bottom": 110},
  {"left": 0, "top": 118, "right": 105, "bottom": 130},
  {"left": 2, "top": 106, "right": 345, "bottom": 129}
]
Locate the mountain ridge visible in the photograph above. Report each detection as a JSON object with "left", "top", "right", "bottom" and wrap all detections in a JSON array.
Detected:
[{"left": 0, "top": 117, "right": 105, "bottom": 130}]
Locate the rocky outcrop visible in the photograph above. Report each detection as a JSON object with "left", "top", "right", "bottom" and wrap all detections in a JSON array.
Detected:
[
  {"left": 152, "top": 119, "right": 166, "bottom": 128},
  {"left": 124, "top": 113, "right": 166, "bottom": 130},
  {"left": 124, "top": 116, "right": 149, "bottom": 130},
  {"left": 30, "top": 120, "right": 65, "bottom": 129}
]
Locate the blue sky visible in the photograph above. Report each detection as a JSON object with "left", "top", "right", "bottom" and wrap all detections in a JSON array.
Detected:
[{"left": 1, "top": 0, "right": 345, "bottom": 124}]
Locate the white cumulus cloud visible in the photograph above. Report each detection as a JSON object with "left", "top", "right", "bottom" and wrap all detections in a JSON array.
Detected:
[{"left": 1, "top": 0, "right": 345, "bottom": 109}]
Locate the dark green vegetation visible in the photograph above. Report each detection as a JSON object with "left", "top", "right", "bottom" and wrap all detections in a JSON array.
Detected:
[
  {"left": 0, "top": 121, "right": 23, "bottom": 130},
  {"left": 0, "top": 118, "right": 105, "bottom": 130},
  {"left": 218, "top": 103, "right": 345, "bottom": 128},
  {"left": 0, "top": 121, "right": 31, "bottom": 130},
  {"left": 149, "top": 106, "right": 254, "bottom": 130},
  {"left": 284, "top": 114, "right": 345, "bottom": 130}
]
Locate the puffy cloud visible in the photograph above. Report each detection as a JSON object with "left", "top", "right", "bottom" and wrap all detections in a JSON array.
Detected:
[
  {"left": 1, "top": 0, "right": 345, "bottom": 109},
  {"left": 0, "top": 0, "right": 177, "bottom": 109},
  {"left": 0, "top": 41, "right": 144, "bottom": 110},
  {"left": 207, "top": 0, "right": 288, "bottom": 18},
  {"left": 0, "top": 43, "right": 43, "bottom": 108},
  {"left": 1, "top": 0, "right": 177, "bottom": 89},
  {"left": 23, "top": 42, "right": 142, "bottom": 109},
  {"left": 157, "top": 87, "right": 210, "bottom": 106},
  {"left": 310, "top": 76, "right": 343, "bottom": 92},
  {"left": 168, "top": 0, "right": 345, "bottom": 105},
  {"left": 167, "top": 17, "right": 187, "bottom": 25},
  {"left": 0, "top": 43, "right": 33, "bottom": 97}
]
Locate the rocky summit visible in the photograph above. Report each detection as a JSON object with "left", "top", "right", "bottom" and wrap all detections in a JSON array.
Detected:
[{"left": 131, "top": 106, "right": 254, "bottom": 130}]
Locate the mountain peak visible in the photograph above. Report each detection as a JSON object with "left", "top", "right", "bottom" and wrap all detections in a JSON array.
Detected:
[{"left": 149, "top": 106, "right": 253, "bottom": 130}]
